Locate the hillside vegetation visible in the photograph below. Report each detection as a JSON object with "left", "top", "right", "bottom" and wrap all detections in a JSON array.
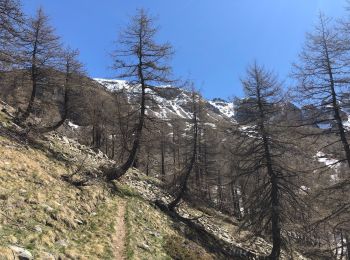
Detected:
[{"left": 0, "top": 105, "right": 309, "bottom": 259}]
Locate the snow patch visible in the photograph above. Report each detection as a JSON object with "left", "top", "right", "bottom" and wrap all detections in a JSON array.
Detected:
[
  {"left": 94, "top": 78, "right": 130, "bottom": 92},
  {"left": 209, "top": 100, "right": 235, "bottom": 118},
  {"left": 316, "top": 151, "right": 338, "bottom": 168},
  {"left": 68, "top": 121, "right": 79, "bottom": 129},
  {"left": 204, "top": 122, "right": 217, "bottom": 129},
  {"left": 315, "top": 151, "right": 340, "bottom": 181},
  {"left": 343, "top": 114, "right": 350, "bottom": 130}
]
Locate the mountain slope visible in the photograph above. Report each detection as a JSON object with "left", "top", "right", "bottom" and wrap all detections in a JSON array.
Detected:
[
  {"left": 0, "top": 105, "right": 309, "bottom": 259},
  {"left": 94, "top": 78, "right": 236, "bottom": 123}
]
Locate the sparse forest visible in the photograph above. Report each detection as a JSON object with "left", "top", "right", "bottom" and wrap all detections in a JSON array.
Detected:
[{"left": 1, "top": 1, "right": 350, "bottom": 259}]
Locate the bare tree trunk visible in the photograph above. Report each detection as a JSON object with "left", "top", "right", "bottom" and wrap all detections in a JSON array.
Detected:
[
  {"left": 256, "top": 80, "right": 281, "bottom": 260},
  {"left": 340, "top": 231, "right": 345, "bottom": 259},
  {"left": 161, "top": 138, "right": 165, "bottom": 180},
  {"left": 269, "top": 173, "right": 281, "bottom": 260},
  {"left": 37, "top": 78, "right": 69, "bottom": 133},
  {"left": 172, "top": 123, "right": 176, "bottom": 177},
  {"left": 20, "top": 60, "right": 37, "bottom": 122},
  {"left": 231, "top": 181, "right": 241, "bottom": 219},
  {"left": 217, "top": 170, "right": 223, "bottom": 209},
  {"left": 324, "top": 42, "right": 350, "bottom": 169},
  {"left": 146, "top": 151, "right": 150, "bottom": 176},
  {"left": 111, "top": 134, "right": 115, "bottom": 159},
  {"left": 263, "top": 131, "right": 281, "bottom": 260},
  {"left": 105, "top": 134, "right": 108, "bottom": 155},
  {"left": 345, "top": 232, "right": 350, "bottom": 260},
  {"left": 168, "top": 93, "right": 198, "bottom": 211},
  {"left": 108, "top": 9, "right": 173, "bottom": 180},
  {"left": 107, "top": 77, "right": 146, "bottom": 180}
]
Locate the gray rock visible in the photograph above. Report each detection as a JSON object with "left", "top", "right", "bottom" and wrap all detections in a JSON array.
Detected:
[
  {"left": 138, "top": 243, "right": 151, "bottom": 251},
  {"left": 148, "top": 230, "right": 161, "bottom": 238},
  {"left": 56, "top": 239, "right": 68, "bottom": 247},
  {"left": 19, "top": 189, "right": 27, "bottom": 195},
  {"left": 62, "top": 136, "right": 70, "bottom": 144},
  {"left": 41, "top": 204, "right": 54, "bottom": 212},
  {"left": 74, "top": 218, "right": 84, "bottom": 225},
  {"left": 9, "top": 245, "right": 33, "bottom": 260},
  {"left": 34, "top": 225, "right": 42, "bottom": 233}
]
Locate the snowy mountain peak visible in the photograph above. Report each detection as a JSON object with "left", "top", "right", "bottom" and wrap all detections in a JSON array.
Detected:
[
  {"left": 209, "top": 99, "right": 235, "bottom": 118},
  {"left": 93, "top": 78, "right": 129, "bottom": 92},
  {"left": 93, "top": 78, "right": 236, "bottom": 122}
]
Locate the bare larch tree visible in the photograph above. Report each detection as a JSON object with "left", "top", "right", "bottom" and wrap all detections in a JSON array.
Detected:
[
  {"left": 0, "top": 0, "right": 24, "bottom": 70},
  {"left": 168, "top": 89, "right": 199, "bottom": 211},
  {"left": 17, "top": 7, "right": 62, "bottom": 122},
  {"left": 107, "top": 9, "right": 173, "bottom": 180},
  {"left": 293, "top": 13, "right": 350, "bottom": 169},
  {"left": 38, "top": 47, "right": 84, "bottom": 132},
  {"left": 236, "top": 62, "right": 306, "bottom": 259},
  {"left": 293, "top": 13, "right": 350, "bottom": 258}
]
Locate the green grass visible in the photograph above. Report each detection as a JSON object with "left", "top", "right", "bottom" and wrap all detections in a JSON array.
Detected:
[
  {"left": 114, "top": 182, "right": 141, "bottom": 198},
  {"left": 164, "top": 235, "right": 213, "bottom": 260},
  {"left": 61, "top": 197, "right": 120, "bottom": 259},
  {"left": 124, "top": 197, "right": 172, "bottom": 259},
  {"left": 0, "top": 134, "right": 124, "bottom": 259},
  {"left": 0, "top": 110, "right": 10, "bottom": 124},
  {"left": 123, "top": 196, "right": 214, "bottom": 260}
]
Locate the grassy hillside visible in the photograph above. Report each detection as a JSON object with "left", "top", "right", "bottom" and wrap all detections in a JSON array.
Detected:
[
  {"left": 0, "top": 106, "right": 309, "bottom": 259},
  {"left": 0, "top": 109, "right": 216, "bottom": 259}
]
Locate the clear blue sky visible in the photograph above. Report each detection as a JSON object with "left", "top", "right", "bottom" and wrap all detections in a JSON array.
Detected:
[{"left": 23, "top": 0, "right": 348, "bottom": 99}]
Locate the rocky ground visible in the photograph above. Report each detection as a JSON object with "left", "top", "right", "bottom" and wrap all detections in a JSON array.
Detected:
[
  {"left": 119, "top": 168, "right": 308, "bottom": 260},
  {"left": 0, "top": 105, "right": 215, "bottom": 259},
  {"left": 0, "top": 109, "right": 122, "bottom": 259}
]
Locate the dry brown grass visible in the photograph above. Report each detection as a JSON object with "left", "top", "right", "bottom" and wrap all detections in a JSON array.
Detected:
[{"left": 0, "top": 129, "right": 120, "bottom": 259}]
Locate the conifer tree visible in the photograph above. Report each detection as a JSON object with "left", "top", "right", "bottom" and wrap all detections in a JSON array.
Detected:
[
  {"left": 108, "top": 9, "right": 173, "bottom": 179},
  {"left": 236, "top": 62, "right": 305, "bottom": 259},
  {"left": 0, "top": 0, "right": 24, "bottom": 70},
  {"left": 18, "top": 7, "right": 62, "bottom": 122}
]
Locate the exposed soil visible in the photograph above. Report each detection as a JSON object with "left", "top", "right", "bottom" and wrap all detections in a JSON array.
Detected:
[{"left": 113, "top": 200, "right": 127, "bottom": 260}]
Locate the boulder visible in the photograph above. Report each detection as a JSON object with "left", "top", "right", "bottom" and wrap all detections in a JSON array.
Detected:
[{"left": 8, "top": 245, "right": 33, "bottom": 260}]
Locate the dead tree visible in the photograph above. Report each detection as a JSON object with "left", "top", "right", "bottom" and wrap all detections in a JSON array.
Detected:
[
  {"left": 168, "top": 90, "right": 199, "bottom": 211},
  {"left": 293, "top": 14, "right": 350, "bottom": 258},
  {"left": 107, "top": 9, "right": 173, "bottom": 180},
  {"left": 235, "top": 62, "right": 306, "bottom": 259},
  {"left": 17, "top": 7, "right": 62, "bottom": 122},
  {"left": 38, "top": 48, "right": 84, "bottom": 132},
  {"left": 0, "top": 0, "right": 24, "bottom": 70},
  {"left": 293, "top": 13, "right": 350, "bottom": 169}
]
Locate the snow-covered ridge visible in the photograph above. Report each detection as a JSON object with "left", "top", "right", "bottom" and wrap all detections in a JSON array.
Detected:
[
  {"left": 94, "top": 78, "right": 173, "bottom": 92},
  {"left": 209, "top": 99, "right": 235, "bottom": 118},
  {"left": 93, "top": 78, "right": 193, "bottom": 120},
  {"left": 93, "top": 78, "right": 235, "bottom": 123},
  {"left": 94, "top": 78, "right": 129, "bottom": 92}
]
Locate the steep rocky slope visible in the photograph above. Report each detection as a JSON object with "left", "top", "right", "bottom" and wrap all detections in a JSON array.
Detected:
[
  {"left": 0, "top": 108, "right": 120, "bottom": 259},
  {"left": 0, "top": 108, "right": 212, "bottom": 259},
  {"left": 0, "top": 104, "right": 309, "bottom": 259},
  {"left": 94, "top": 78, "right": 236, "bottom": 123}
]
